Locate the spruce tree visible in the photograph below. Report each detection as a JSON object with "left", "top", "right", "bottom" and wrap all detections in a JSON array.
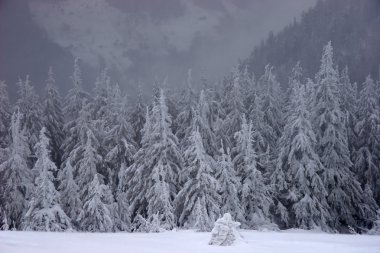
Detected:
[
  {"left": 0, "top": 81, "right": 11, "bottom": 163},
  {"left": 23, "top": 128, "right": 71, "bottom": 231},
  {"left": 44, "top": 67, "right": 65, "bottom": 168},
  {"left": 175, "top": 127, "right": 220, "bottom": 231},
  {"left": 354, "top": 75, "right": 380, "bottom": 204},
  {"left": 272, "top": 83, "right": 330, "bottom": 230},
  {"left": 77, "top": 174, "right": 114, "bottom": 232},
  {"left": 338, "top": 66, "right": 357, "bottom": 156},
  {"left": 313, "top": 42, "right": 377, "bottom": 231},
  {"left": 127, "top": 90, "right": 182, "bottom": 230},
  {"left": 62, "top": 58, "right": 90, "bottom": 163},
  {"left": 216, "top": 143, "right": 244, "bottom": 222},
  {"left": 16, "top": 76, "right": 43, "bottom": 152},
  {"left": 130, "top": 83, "right": 146, "bottom": 147},
  {"left": 233, "top": 115, "right": 273, "bottom": 229},
  {"left": 0, "top": 111, "right": 33, "bottom": 229},
  {"left": 220, "top": 67, "right": 245, "bottom": 149},
  {"left": 58, "top": 160, "right": 82, "bottom": 223}
]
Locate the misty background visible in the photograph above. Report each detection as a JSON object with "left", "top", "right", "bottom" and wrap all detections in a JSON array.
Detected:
[{"left": 0, "top": 0, "right": 317, "bottom": 100}]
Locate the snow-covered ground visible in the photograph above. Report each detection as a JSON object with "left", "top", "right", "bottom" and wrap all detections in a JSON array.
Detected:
[{"left": 1, "top": 230, "right": 379, "bottom": 253}]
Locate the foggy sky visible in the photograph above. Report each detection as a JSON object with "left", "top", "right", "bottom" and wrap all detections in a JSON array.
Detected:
[{"left": 0, "top": 0, "right": 317, "bottom": 99}]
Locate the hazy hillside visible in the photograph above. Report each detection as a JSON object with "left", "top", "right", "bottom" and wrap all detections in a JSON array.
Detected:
[{"left": 245, "top": 0, "right": 380, "bottom": 85}]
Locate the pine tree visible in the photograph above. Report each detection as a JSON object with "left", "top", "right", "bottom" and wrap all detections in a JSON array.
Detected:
[
  {"left": 61, "top": 58, "right": 90, "bottom": 163},
  {"left": 258, "top": 65, "right": 283, "bottom": 158},
  {"left": 64, "top": 58, "right": 89, "bottom": 122},
  {"left": 130, "top": 83, "right": 146, "bottom": 147},
  {"left": 354, "top": 75, "right": 380, "bottom": 203},
  {"left": 125, "top": 107, "right": 152, "bottom": 223},
  {"left": 233, "top": 115, "right": 273, "bottom": 229},
  {"left": 58, "top": 161, "right": 82, "bottom": 223},
  {"left": 0, "top": 111, "right": 33, "bottom": 229},
  {"left": 127, "top": 90, "right": 182, "bottom": 230},
  {"left": 75, "top": 129, "right": 102, "bottom": 201},
  {"left": 216, "top": 143, "right": 244, "bottom": 222},
  {"left": 77, "top": 174, "right": 114, "bottom": 232},
  {"left": 195, "top": 90, "right": 218, "bottom": 157},
  {"left": 0, "top": 81, "right": 11, "bottom": 163},
  {"left": 220, "top": 67, "right": 245, "bottom": 149},
  {"left": 104, "top": 87, "right": 136, "bottom": 194},
  {"left": 16, "top": 76, "right": 43, "bottom": 152},
  {"left": 44, "top": 67, "right": 65, "bottom": 168},
  {"left": 272, "top": 83, "right": 330, "bottom": 230},
  {"left": 313, "top": 42, "right": 377, "bottom": 231},
  {"left": 338, "top": 66, "right": 357, "bottom": 156},
  {"left": 23, "top": 128, "right": 71, "bottom": 231},
  {"left": 175, "top": 127, "right": 220, "bottom": 231},
  {"left": 175, "top": 69, "right": 197, "bottom": 150}
]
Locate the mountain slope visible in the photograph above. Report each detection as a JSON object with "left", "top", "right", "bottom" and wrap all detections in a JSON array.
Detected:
[{"left": 245, "top": 0, "right": 380, "bottom": 85}]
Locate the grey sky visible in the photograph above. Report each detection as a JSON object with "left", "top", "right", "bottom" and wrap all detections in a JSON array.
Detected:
[{"left": 1, "top": 0, "right": 317, "bottom": 98}]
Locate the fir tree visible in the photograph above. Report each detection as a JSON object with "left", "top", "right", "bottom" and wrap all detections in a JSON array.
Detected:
[
  {"left": 0, "top": 81, "right": 11, "bottom": 163},
  {"left": 354, "top": 75, "right": 380, "bottom": 203},
  {"left": 314, "top": 42, "right": 377, "bottom": 231},
  {"left": 0, "top": 111, "right": 33, "bottom": 229},
  {"left": 16, "top": 76, "right": 43, "bottom": 152},
  {"left": 77, "top": 174, "right": 114, "bottom": 232},
  {"left": 58, "top": 161, "right": 82, "bottom": 223},
  {"left": 233, "top": 115, "right": 273, "bottom": 229},
  {"left": 127, "top": 90, "right": 182, "bottom": 230},
  {"left": 272, "top": 83, "right": 330, "bottom": 230},
  {"left": 23, "top": 128, "right": 71, "bottom": 231},
  {"left": 220, "top": 67, "right": 245, "bottom": 149},
  {"left": 44, "top": 67, "right": 65, "bottom": 168},
  {"left": 130, "top": 83, "right": 146, "bottom": 147},
  {"left": 216, "top": 143, "right": 244, "bottom": 222},
  {"left": 338, "top": 66, "right": 357, "bottom": 156},
  {"left": 175, "top": 127, "right": 220, "bottom": 231}
]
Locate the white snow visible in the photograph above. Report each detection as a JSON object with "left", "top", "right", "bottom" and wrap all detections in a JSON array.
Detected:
[{"left": 0, "top": 230, "right": 379, "bottom": 253}]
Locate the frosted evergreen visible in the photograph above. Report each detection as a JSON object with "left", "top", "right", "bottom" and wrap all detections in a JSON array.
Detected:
[{"left": 23, "top": 128, "right": 71, "bottom": 231}]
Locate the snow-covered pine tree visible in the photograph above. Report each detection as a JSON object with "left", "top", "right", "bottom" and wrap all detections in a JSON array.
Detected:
[
  {"left": 354, "top": 75, "right": 380, "bottom": 204},
  {"left": 57, "top": 160, "right": 82, "bottom": 223},
  {"left": 77, "top": 173, "right": 114, "bottom": 232},
  {"left": 220, "top": 67, "right": 245, "bottom": 149},
  {"left": 0, "top": 111, "right": 33, "bottom": 229},
  {"left": 338, "top": 66, "right": 358, "bottom": 156},
  {"left": 0, "top": 81, "right": 11, "bottom": 216},
  {"left": 64, "top": 58, "right": 89, "bottom": 122},
  {"left": 216, "top": 142, "right": 244, "bottom": 222},
  {"left": 0, "top": 81, "right": 11, "bottom": 164},
  {"left": 61, "top": 58, "right": 90, "bottom": 163},
  {"left": 195, "top": 90, "right": 218, "bottom": 157},
  {"left": 125, "top": 107, "right": 152, "bottom": 228},
  {"left": 247, "top": 89, "right": 268, "bottom": 173},
  {"left": 104, "top": 86, "right": 136, "bottom": 191},
  {"left": 240, "top": 65, "right": 256, "bottom": 113},
  {"left": 127, "top": 90, "right": 182, "bottom": 230},
  {"left": 23, "top": 127, "right": 71, "bottom": 231},
  {"left": 232, "top": 114, "right": 274, "bottom": 229},
  {"left": 272, "top": 81, "right": 330, "bottom": 230},
  {"left": 175, "top": 69, "right": 197, "bottom": 150},
  {"left": 16, "top": 76, "right": 42, "bottom": 152},
  {"left": 75, "top": 129, "right": 102, "bottom": 201},
  {"left": 43, "top": 67, "right": 65, "bottom": 168},
  {"left": 258, "top": 65, "right": 283, "bottom": 160},
  {"left": 130, "top": 83, "right": 146, "bottom": 147},
  {"left": 313, "top": 41, "right": 377, "bottom": 231},
  {"left": 175, "top": 127, "right": 220, "bottom": 231}
]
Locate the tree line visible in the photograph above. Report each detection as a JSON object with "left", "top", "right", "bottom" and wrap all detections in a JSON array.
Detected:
[{"left": 0, "top": 42, "right": 379, "bottom": 233}]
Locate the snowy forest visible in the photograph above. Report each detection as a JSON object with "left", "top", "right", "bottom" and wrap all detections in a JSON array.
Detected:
[{"left": 1, "top": 39, "right": 380, "bottom": 234}]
